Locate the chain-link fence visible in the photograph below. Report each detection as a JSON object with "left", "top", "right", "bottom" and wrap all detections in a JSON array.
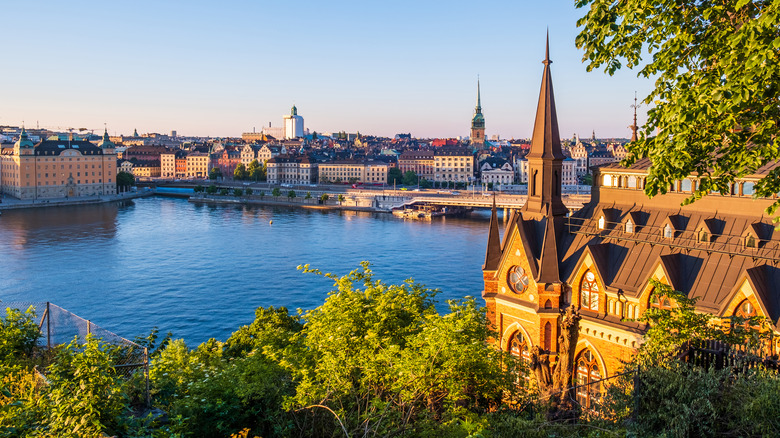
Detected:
[{"left": 3, "top": 301, "right": 149, "bottom": 405}]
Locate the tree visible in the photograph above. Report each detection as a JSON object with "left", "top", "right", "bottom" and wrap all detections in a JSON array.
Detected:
[
  {"left": 193, "top": 185, "right": 205, "bottom": 193},
  {"left": 403, "top": 170, "right": 418, "bottom": 186},
  {"left": 206, "top": 184, "right": 218, "bottom": 195},
  {"left": 209, "top": 167, "right": 223, "bottom": 180},
  {"left": 419, "top": 178, "right": 432, "bottom": 189},
  {"left": 116, "top": 171, "right": 134, "bottom": 192},
  {"left": 287, "top": 190, "right": 296, "bottom": 200},
  {"left": 348, "top": 177, "right": 359, "bottom": 184},
  {"left": 220, "top": 188, "right": 229, "bottom": 196},
  {"left": 388, "top": 167, "right": 403, "bottom": 185},
  {"left": 233, "top": 188, "right": 243, "bottom": 197},
  {"left": 575, "top": 0, "right": 780, "bottom": 215},
  {"left": 245, "top": 187, "right": 253, "bottom": 195},
  {"left": 234, "top": 163, "right": 249, "bottom": 181},
  {"left": 305, "top": 191, "right": 312, "bottom": 202},
  {"left": 320, "top": 193, "right": 329, "bottom": 204},
  {"left": 247, "top": 160, "right": 263, "bottom": 181},
  {"left": 337, "top": 194, "right": 345, "bottom": 205},
  {"left": 272, "top": 187, "right": 281, "bottom": 199}
]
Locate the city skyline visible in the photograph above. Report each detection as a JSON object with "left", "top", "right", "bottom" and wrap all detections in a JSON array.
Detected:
[{"left": 4, "top": 1, "right": 652, "bottom": 139}]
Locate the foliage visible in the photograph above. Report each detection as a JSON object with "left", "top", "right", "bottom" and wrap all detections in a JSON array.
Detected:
[
  {"left": 287, "top": 190, "right": 296, "bottom": 200},
  {"left": 193, "top": 185, "right": 205, "bottom": 193},
  {"left": 233, "top": 188, "right": 243, "bottom": 197},
  {"left": 45, "top": 335, "right": 129, "bottom": 438},
  {"left": 337, "top": 194, "right": 345, "bottom": 205},
  {"left": 206, "top": 184, "right": 218, "bottom": 195},
  {"left": 259, "top": 190, "right": 265, "bottom": 198},
  {"left": 287, "top": 263, "right": 523, "bottom": 437},
  {"left": 403, "top": 170, "right": 419, "bottom": 186},
  {"left": 209, "top": 167, "right": 222, "bottom": 180},
  {"left": 224, "top": 306, "right": 303, "bottom": 359},
  {"left": 0, "top": 307, "right": 40, "bottom": 364},
  {"left": 116, "top": 171, "right": 135, "bottom": 191},
  {"left": 272, "top": 187, "right": 281, "bottom": 198},
  {"left": 219, "top": 188, "right": 229, "bottom": 196},
  {"left": 234, "top": 164, "right": 249, "bottom": 181},
  {"left": 320, "top": 193, "right": 329, "bottom": 203},
  {"left": 388, "top": 167, "right": 403, "bottom": 185},
  {"left": 575, "top": 0, "right": 780, "bottom": 216},
  {"left": 419, "top": 177, "right": 433, "bottom": 189},
  {"left": 245, "top": 187, "right": 253, "bottom": 196},
  {"left": 304, "top": 191, "right": 311, "bottom": 200}
]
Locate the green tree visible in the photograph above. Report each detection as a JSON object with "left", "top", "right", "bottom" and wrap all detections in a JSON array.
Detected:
[
  {"left": 116, "top": 171, "right": 134, "bottom": 193},
  {"left": 193, "top": 184, "right": 205, "bottom": 193},
  {"left": 233, "top": 188, "right": 243, "bottom": 197},
  {"left": 209, "top": 167, "right": 223, "bottom": 180},
  {"left": 219, "top": 188, "right": 229, "bottom": 196},
  {"left": 234, "top": 163, "right": 249, "bottom": 181},
  {"left": 575, "top": 0, "right": 780, "bottom": 215},
  {"left": 206, "top": 184, "right": 218, "bottom": 195},
  {"left": 305, "top": 191, "right": 312, "bottom": 202},
  {"left": 247, "top": 160, "right": 262, "bottom": 181},
  {"left": 245, "top": 187, "right": 253, "bottom": 196},
  {"left": 419, "top": 178, "right": 432, "bottom": 189},
  {"left": 403, "top": 170, "right": 418, "bottom": 186},
  {"left": 272, "top": 187, "right": 281, "bottom": 199},
  {"left": 259, "top": 190, "right": 265, "bottom": 199},
  {"left": 388, "top": 167, "right": 403, "bottom": 185},
  {"left": 348, "top": 177, "right": 359, "bottom": 184},
  {"left": 320, "top": 193, "right": 329, "bottom": 204},
  {"left": 287, "top": 190, "right": 296, "bottom": 200},
  {"left": 337, "top": 194, "right": 345, "bottom": 205}
]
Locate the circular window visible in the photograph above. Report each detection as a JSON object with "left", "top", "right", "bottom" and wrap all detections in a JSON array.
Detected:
[
  {"left": 585, "top": 271, "right": 595, "bottom": 282},
  {"left": 508, "top": 266, "right": 530, "bottom": 293}
]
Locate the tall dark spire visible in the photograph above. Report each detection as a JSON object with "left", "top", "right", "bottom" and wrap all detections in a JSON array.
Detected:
[
  {"left": 476, "top": 77, "right": 482, "bottom": 113},
  {"left": 523, "top": 33, "right": 567, "bottom": 217},
  {"left": 630, "top": 92, "right": 639, "bottom": 142},
  {"left": 483, "top": 195, "right": 501, "bottom": 271}
]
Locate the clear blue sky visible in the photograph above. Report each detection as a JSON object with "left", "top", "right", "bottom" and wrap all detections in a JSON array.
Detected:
[{"left": 3, "top": 1, "right": 651, "bottom": 139}]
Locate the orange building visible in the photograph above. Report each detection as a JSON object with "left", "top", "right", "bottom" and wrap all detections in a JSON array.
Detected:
[
  {"left": 1, "top": 129, "right": 117, "bottom": 199},
  {"left": 482, "top": 41, "right": 780, "bottom": 411}
]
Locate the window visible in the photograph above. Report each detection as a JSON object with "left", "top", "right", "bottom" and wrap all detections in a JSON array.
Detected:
[
  {"left": 544, "top": 322, "right": 552, "bottom": 351},
  {"left": 508, "top": 266, "right": 530, "bottom": 294},
  {"left": 509, "top": 331, "right": 531, "bottom": 364},
  {"left": 580, "top": 271, "right": 599, "bottom": 312},
  {"left": 699, "top": 229, "right": 709, "bottom": 243},
  {"left": 735, "top": 299, "right": 756, "bottom": 318},
  {"left": 576, "top": 350, "right": 602, "bottom": 411},
  {"left": 745, "top": 234, "right": 757, "bottom": 248},
  {"left": 649, "top": 288, "right": 674, "bottom": 310},
  {"left": 625, "top": 219, "right": 634, "bottom": 233},
  {"left": 598, "top": 216, "right": 605, "bottom": 230},
  {"left": 663, "top": 223, "right": 674, "bottom": 239}
]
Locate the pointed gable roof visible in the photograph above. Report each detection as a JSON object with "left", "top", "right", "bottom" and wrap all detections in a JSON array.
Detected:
[
  {"left": 483, "top": 196, "right": 501, "bottom": 271},
  {"left": 536, "top": 215, "right": 561, "bottom": 283}
]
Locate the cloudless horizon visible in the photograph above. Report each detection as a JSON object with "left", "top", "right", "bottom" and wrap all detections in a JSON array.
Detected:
[{"left": 4, "top": 1, "right": 652, "bottom": 139}]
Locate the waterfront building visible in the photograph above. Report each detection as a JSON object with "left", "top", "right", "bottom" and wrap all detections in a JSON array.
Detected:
[
  {"left": 569, "top": 141, "right": 589, "bottom": 177},
  {"left": 318, "top": 160, "right": 389, "bottom": 185},
  {"left": 266, "top": 154, "right": 316, "bottom": 185},
  {"left": 588, "top": 150, "right": 618, "bottom": 168},
  {"left": 132, "top": 161, "right": 161, "bottom": 178},
  {"left": 185, "top": 152, "right": 210, "bottom": 178},
  {"left": 398, "top": 150, "right": 434, "bottom": 180},
  {"left": 214, "top": 148, "right": 241, "bottom": 179},
  {"left": 284, "top": 105, "right": 305, "bottom": 139},
  {"left": 434, "top": 146, "right": 475, "bottom": 184},
  {"left": 479, "top": 159, "right": 513, "bottom": 186},
  {"left": 257, "top": 144, "right": 282, "bottom": 164},
  {"left": 0, "top": 129, "right": 117, "bottom": 199},
  {"left": 471, "top": 80, "right": 486, "bottom": 147},
  {"left": 117, "top": 159, "right": 134, "bottom": 175},
  {"left": 482, "top": 41, "right": 780, "bottom": 411},
  {"left": 160, "top": 150, "right": 187, "bottom": 178}
]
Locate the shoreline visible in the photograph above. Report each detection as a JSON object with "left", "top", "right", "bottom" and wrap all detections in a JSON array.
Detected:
[
  {"left": 187, "top": 194, "right": 385, "bottom": 213},
  {"left": 0, "top": 190, "right": 154, "bottom": 211}
]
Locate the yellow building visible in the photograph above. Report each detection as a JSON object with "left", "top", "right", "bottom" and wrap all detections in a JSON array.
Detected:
[
  {"left": 434, "top": 147, "right": 474, "bottom": 184},
  {"left": 0, "top": 129, "right": 117, "bottom": 199},
  {"left": 186, "top": 152, "right": 210, "bottom": 178},
  {"left": 318, "top": 160, "right": 388, "bottom": 184}
]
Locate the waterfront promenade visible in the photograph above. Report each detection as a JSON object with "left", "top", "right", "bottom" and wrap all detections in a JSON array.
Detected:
[{"left": 0, "top": 190, "right": 153, "bottom": 211}]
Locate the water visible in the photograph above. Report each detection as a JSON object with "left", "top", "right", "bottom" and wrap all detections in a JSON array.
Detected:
[{"left": 0, "top": 197, "right": 495, "bottom": 346}]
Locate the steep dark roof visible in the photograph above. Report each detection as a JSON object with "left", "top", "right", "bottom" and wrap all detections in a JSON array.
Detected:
[{"left": 34, "top": 140, "right": 104, "bottom": 156}]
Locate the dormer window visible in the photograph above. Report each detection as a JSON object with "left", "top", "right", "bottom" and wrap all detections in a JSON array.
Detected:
[
  {"left": 625, "top": 219, "right": 634, "bottom": 234},
  {"left": 745, "top": 234, "right": 757, "bottom": 248},
  {"left": 663, "top": 223, "right": 673, "bottom": 239},
  {"left": 698, "top": 229, "right": 709, "bottom": 243},
  {"left": 598, "top": 216, "right": 605, "bottom": 230}
]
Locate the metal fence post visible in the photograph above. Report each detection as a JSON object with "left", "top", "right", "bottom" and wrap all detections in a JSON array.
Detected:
[
  {"left": 87, "top": 319, "right": 91, "bottom": 336},
  {"left": 144, "top": 347, "right": 151, "bottom": 407},
  {"left": 46, "top": 302, "right": 51, "bottom": 349}
]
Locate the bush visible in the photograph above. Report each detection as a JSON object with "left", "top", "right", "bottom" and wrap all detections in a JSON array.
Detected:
[{"left": 0, "top": 307, "right": 40, "bottom": 364}]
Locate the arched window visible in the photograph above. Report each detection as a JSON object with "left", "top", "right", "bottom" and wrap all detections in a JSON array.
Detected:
[
  {"left": 544, "top": 299, "right": 553, "bottom": 309},
  {"left": 603, "top": 174, "right": 613, "bottom": 187},
  {"left": 576, "top": 349, "right": 602, "bottom": 411},
  {"left": 532, "top": 170, "right": 538, "bottom": 196},
  {"left": 509, "top": 331, "right": 531, "bottom": 363},
  {"left": 544, "top": 322, "right": 552, "bottom": 352},
  {"left": 580, "top": 271, "right": 600, "bottom": 312},
  {"left": 734, "top": 299, "right": 757, "bottom": 318},
  {"left": 649, "top": 288, "right": 674, "bottom": 310},
  {"left": 598, "top": 216, "right": 605, "bottom": 230},
  {"left": 625, "top": 219, "right": 634, "bottom": 233}
]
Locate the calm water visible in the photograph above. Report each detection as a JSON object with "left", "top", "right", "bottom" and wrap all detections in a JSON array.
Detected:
[{"left": 0, "top": 197, "right": 496, "bottom": 345}]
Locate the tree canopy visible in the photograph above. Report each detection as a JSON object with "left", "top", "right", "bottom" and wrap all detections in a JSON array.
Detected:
[
  {"left": 388, "top": 167, "right": 403, "bottom": 185},
  {"left": 116, "top": 171, "right": 134, "bottom": 191},
  {"left": 576, "top": 0, "right": 780, "bottom": 215},
  {"left": 403, "top": 170, "right": 419, "bottom": 186}
]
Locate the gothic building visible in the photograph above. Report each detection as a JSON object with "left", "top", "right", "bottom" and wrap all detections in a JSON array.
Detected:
[
  {"left": 471, "top": 80, "right": 485, "bottom": 147},
  {"left": 482, "top": 40, "right": 780, "bottom": 410}
]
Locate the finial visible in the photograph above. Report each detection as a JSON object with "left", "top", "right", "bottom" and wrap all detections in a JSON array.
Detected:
[{"left": 543, "top": 29, "right": 552, "bottom": 66}]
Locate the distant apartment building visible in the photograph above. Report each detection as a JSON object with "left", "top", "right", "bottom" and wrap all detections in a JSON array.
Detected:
[
  {"left": 562, "top": 157, "right": 578, "bottom": 186},
  {"left": 257, "top": 145, "right": 282, "bottom": 164},
  {"left": 479, "top": 160, "right": 514, "bottom": 186},
  {"left": 266, "top": 155, "right": 316, "bottom": 185},
  {"left": 214, "top": 148, "right": 241, "bottom": 179},
  {"left": 515, "top": 156, "right": 529, "bottom": 183},
  {"left": 160, "top": 150, "right": 187, "bottom": 178},
  {"left": 117, "top": 159, "right": 134, "bottom": 175},
  {"left": 318, "top": 160, "right": 389, "bottom": 184},
  {"left": 186, "top": 152, "right": 210, "bottom": 178},
  {"left": 132, "top": 161, "right": 161, "bottom": 178},
  {"left": 0, "top": 129, "right": 117, "bottom": 199},
  {"left": 398, "top": 150, "right": 434, "bottom": 180},
  {"left": 589, "top": 150, "right": 619, "bottom": 168},
  {"left": 434, "top": 147, "right": 475, "bottom": 184}
]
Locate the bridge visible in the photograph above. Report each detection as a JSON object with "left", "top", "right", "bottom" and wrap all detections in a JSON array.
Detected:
[{"left": 392, "top": 193, "right": 590, "bottom": 212}]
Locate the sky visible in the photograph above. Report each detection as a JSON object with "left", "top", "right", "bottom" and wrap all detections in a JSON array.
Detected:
[{"left": 3, "top": 1, "right": 653, "bottom": 139}]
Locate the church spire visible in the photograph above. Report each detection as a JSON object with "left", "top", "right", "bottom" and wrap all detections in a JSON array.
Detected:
[
  {"left": 476, "top": 77, "right": 482, "bottom": 113},
  {"left": 483, "top": 195, "right": 501, "bottom": 271},
  {"left": 630, "top": 92, "right": 639, "bottom": 142},
  {"left": 523, "top": 33, "right": 567, "bottom": 217}
]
